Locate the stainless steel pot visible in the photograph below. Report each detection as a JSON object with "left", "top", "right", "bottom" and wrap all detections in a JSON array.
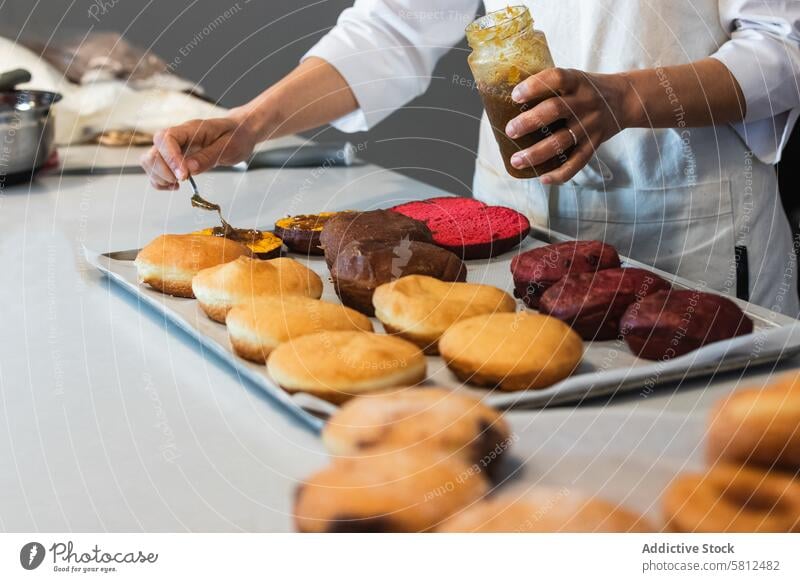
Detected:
[{"left": 0, "top": 69, "right": 62, "bottom": 185}]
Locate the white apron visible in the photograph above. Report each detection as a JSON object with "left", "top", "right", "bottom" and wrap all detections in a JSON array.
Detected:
[{"left": 474, "top": 0, "right": 799, "bottom": 315}]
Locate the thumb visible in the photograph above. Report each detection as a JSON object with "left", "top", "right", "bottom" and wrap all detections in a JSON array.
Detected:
[{"left": 185, "top": 138, "right": 228, "bottom": 174}]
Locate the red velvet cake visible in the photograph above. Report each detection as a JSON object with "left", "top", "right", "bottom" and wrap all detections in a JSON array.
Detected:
[
  {"left": 510, "top": 240, "right": 622, "bottom": 309},
  {"left": 538, "top": 268, "right": 671, "bottom": 340},
  {"left": 620, "top": 290, "right": 753, "bottom": 361},
  {"left": 390, "top": 197, "right": 530, "bottom": 259}
]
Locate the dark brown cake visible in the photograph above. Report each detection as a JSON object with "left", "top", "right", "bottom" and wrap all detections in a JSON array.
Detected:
[
  {"left": 539, "top": 268, "right": 671, "bottom": 340},
  {"left": 510, "top": 240, "right": 621, "bottom": 309},
  {"left": 331, "top": 239, "right": 467, "bottom": 315},
  {"left": 274, "top": 212, "right": 339, "bottom": 255},
  {"left": 319, "top": 210, "right": 433, "bottom": 268},
  {"left": 620, "top": 290, "right": 754, "bottom": 360}
]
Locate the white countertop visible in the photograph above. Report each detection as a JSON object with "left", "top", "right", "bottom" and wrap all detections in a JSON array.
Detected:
[{"left": 1, "top": 145, "right": 797, "bottom": 532}]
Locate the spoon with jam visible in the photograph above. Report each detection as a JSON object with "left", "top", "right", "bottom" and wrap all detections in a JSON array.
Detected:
[{"left": 187, "top": 175, "right": 261, "bottom": 244}]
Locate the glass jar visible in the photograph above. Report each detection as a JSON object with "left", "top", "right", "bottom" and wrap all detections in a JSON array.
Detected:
[{"left": 466, "top": 6, "right": 563, "bottom": 179}]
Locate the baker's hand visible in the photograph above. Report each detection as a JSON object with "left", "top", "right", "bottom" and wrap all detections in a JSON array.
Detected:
[
  {"left": 140, "top": 114, "right": 258, "bottom": 190},
  {"left": 505, "top": 68, "right": 634, "bottom": 185}
]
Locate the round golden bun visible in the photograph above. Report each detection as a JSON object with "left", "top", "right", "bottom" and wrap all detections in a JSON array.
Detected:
[
  {"left": 294, "top": 450, "right": 488, "bottom": 532},
  {"left": 226, "top": 296, "right": 373, "bottom": 363},
  {"left": 322, "top": 387, "right": 510, "bottom": 478},
  {"left": 134, "top": 234, "right": 250, "bottom": 297},
  {"left": 266, "top": 331, "right": 426, "bottom": 403},
  {"left": 438, "top": 488, "right": 652, "bottom": 532},
  {"left": 706, "top": 372, "right": 800, "bottom": 472},
  {"left": 192, "top": 256, "right": 323, "bottom": 322},
  {"left": 373, "top": 275, "right": 516, "bottom": 354},
  {"left": 439, "top": 312, "right": 583, "bottom": 391}
]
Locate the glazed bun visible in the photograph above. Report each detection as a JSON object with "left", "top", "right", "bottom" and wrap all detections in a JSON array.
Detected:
[
  {"left": 439, "top": 312, "right": 583, "bottom": 391},
  {"left": 135, "top": 234, "right": 251, "bottom": 298},
  {"left": 266, "top": 331, "right": 427, "bottom": 403},
  {"left": 372, "top": 275, "right": 516, "bottom": 354},
  {"left": 192, "top": 256, "right": 323, "bottom": 323},
  {"left": 226, "top": 296, "right": 373, "bottom": 363},
  {"left": 294, "top": 450, "right": 488, "bottom": 532}
]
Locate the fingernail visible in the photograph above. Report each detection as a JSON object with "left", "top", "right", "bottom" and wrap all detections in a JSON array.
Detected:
[
  {"left": 505, "top": 121, "right": 519, "bottom": 138},
  {"left": 188, "top": 159, "right": 199, "bottom": 173},
  {"left": 540, "top": 175, "right": 552, "bottom": 185},
  {"left": 511, "top": 86, "right": 524, "bottom": 102},
  {"left": 175, "top": 168, "right": 186, "bottom": 180},
  {"left": 511, "top": 154, "right": 525, "bottom": 169}
]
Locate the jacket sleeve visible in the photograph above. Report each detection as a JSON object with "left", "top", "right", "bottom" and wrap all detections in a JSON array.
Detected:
[
  {"left": 303, "top": 0, "right": 480, "bottom": 132},
  {"left": 712, "top": 0, "right": 800, "bottom": 163}
]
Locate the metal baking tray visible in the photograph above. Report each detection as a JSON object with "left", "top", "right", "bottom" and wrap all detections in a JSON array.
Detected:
[{"left": 85, "top": 228, "right": 800, "bottom": 431}]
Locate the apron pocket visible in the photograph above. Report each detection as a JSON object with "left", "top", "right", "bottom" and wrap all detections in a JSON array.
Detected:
[{"left": 549, "top": 180, "right": 737, "bottom": 295}]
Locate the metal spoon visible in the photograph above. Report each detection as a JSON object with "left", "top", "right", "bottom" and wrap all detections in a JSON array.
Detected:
[
  {"left": 187, "top": 174, "right": 236, "bottom": 237},
  {"left": 186, "top": 175, "right": 261, "bottom": 243}
]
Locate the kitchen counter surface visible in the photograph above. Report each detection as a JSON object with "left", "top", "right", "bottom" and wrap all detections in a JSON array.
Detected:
[{"left": 1, "top": 145, "right": 797, "bottom": 532}]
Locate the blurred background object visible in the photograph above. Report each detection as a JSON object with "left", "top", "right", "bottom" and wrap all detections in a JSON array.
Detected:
[{"left": 0, "top": 0, "right": 483, "bottom": 196}]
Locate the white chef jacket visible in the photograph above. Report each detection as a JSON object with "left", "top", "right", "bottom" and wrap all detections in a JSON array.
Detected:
[{"left": 305, "top": 0, "right": 800, "bottom": 315}]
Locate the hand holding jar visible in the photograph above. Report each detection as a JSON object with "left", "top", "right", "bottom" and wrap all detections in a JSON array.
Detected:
[
  {"left": 466, "top": 6, "right": 633, "bottom": 184},
  {"left": 505, "top": 67, "right": 633, "bottom": 185}
]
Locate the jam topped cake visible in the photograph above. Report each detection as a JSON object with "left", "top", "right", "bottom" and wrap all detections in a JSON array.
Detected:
[{"left": 391, "top": 197, "right": 530, "bottom": 259}]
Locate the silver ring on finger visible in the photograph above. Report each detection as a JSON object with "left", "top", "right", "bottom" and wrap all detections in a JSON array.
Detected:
[{"left": 567, "top": 127, "right": 578, "bottom": 147}]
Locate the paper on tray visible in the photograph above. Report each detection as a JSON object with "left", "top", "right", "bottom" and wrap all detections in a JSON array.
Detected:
[{"left": 482, "top": 322, "right": 800, "bottom": 409}]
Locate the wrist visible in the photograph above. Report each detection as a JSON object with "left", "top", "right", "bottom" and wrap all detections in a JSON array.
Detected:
[
  {"left": 615, "top": 71, "right": 645, "bottom": 129},
  {"left": 227, "top": 92, "right": 284, "bottom": 143}
]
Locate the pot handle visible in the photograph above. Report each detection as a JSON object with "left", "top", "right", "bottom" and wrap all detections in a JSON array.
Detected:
[{"left": 0, "top": 68, "right": 32, "bottom": 92}]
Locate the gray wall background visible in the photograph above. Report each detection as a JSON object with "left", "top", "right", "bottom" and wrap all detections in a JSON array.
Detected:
[{"left": 1, "top": 0, "right": 483, "bottom": 196}]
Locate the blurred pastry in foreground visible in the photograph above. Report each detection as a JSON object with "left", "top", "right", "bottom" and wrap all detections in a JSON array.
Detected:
[
  {"left": 322, "top": 387, "right": 511, "bottom": 478},
  {"left": 319, "top": 209, "right": 433, "bottom": 268},
  {"left": 706, "top": 372, "right": 800, "bottom": 472},
  {"left": 274, "top": 212, "right": 340, "bottom": 255},
  {"left": 266, "top": 331, "right": 426, "bottom": 403},
  {"left": 227, "top": 296, "right": 373, "bottom": 363},
  {"left": 193, "top": 227, "right": 283, "bottom": 259},
  {"left": 331, "top": 240, "right": 466, "bottom": 316},
  {"left": 192, "top": 256, "right": 323, "bottom": 323},
  {"left": 439, "top": 312, "right": 583, "bottom": 391},
  {"left": 373, "top": 275, "right": 516, "bottom": 354},
  {"left": 620, "top": 290, "right": 753, "bottom": 360},
  {"left": 438, "top": 488, "right": 652, "bottom": 532},
  {"left": 134, "top": 234, "right": 251, "bottom": 298},
  {"left": 510, "top": 240, "right": 621, "bottom": 309},
  {"left": 294, "top": 450, "right": 488, "bottom": 532},
  {"left": 663, "top": 463, "right": 800, "bottom": 532},
  {"left": 539, "top": 268, "right": 671, "bottom": 340}
]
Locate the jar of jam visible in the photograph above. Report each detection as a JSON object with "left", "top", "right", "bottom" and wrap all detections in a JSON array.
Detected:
[{"left": 466, "top": 6, "right": 563, "bottom": 179}]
